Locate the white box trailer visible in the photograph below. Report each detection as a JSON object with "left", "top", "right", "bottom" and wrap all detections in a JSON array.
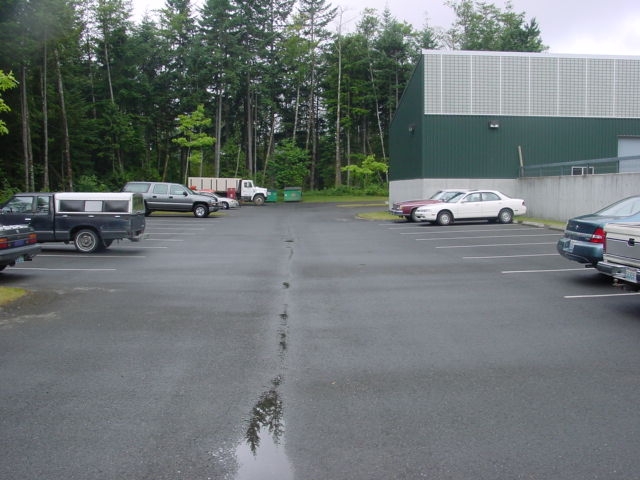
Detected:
[
  {"left": 188, "top": 177, "right": 241, "bottom": 193},
  {"left": 188, "top": 177, "right": 268, "bottom": 205}
]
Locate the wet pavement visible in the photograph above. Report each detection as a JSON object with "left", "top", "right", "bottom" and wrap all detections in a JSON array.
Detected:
[{"left": 2, "top": 202, "right": 640, "bottom": 479}]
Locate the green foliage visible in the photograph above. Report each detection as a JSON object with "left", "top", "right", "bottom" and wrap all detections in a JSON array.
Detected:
[
  {"left": 341, "top": 155, "right": 389, "bottom": 189},
  {"left": 0, "top": 70, "right": 17, "bottom": 135},
  {"left": 173, "top": 104, "right": 216, "bottom": 178},
  {"left": 74, "top": 174, "right": 111, "bottom": 192},
  {"left": 173, "top": 105, "right": 215, "bottom": 150},
  {"left": 444, "top": 0, "right": 546, "bottom": 52},
  {"left": 267, "top": 139, "right": 309, "bottom": 189},
  {"left": 0, "top": 177, "right": 20, "bottom": 203},
  {"left": 303, "top": 185, "right": 388, "bottom": 198}
]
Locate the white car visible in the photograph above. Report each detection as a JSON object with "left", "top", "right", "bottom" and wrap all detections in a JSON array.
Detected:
[
  {"left": 413, "top": 190, "right": 527, "bottom": 225},
  {"left": 197, "top": 191, "right": 240, "bottom": 209}
]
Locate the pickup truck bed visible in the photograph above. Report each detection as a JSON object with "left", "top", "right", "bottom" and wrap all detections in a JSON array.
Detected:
[{"left": 596, "top": 222, "right": 640, "bottom": 286}]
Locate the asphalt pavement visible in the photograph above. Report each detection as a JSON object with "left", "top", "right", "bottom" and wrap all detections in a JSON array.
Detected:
[{"left": 2, "top": 203, "right": 640, "bottom": 480}]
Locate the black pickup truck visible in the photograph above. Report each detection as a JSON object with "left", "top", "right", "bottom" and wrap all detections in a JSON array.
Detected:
[{"left": 0, "top": 192, "right": 146, "bottom": 253}]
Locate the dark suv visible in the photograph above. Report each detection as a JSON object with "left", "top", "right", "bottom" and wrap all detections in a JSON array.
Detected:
[{"left": 123, "top": 181, "right": 219, "bottom": 217}]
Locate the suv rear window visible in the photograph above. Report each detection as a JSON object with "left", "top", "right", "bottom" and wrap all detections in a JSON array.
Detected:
[{"left": 123, "top": 182, "right": 151, "bottom": 193}]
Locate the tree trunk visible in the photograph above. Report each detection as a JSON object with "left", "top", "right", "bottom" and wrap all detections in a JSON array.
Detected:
[
  {"left": 41, "top": 42, "right": 49, "bottom": 191},
  {"left": 262, "top": 112, "right": 276, "bottom": 178},
  {"left": 334, "top": 12, "right": 343, "bottom": 188},
  {"left": 55, "top": 49, "right": 73, "bottom": 191},
  {"left": 369, "top": 62, "right": 386, "bottom": 159},
  {"left": 102, "top": 27, "right": 122, "bottom": 175},
  {"left": 215, "top": 93, "right": 222, "bottom": 176},
  {"left": 246, "top": 75, "right": 253, "bottom": 176},
  {"left": 20, "top": 65, "right": 34, "bottom": 191},
  {"left": 292, "top": 82, "right": 300, "bottom": 143}
]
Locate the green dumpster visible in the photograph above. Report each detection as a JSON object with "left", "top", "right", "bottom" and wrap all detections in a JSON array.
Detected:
[
  {"left": 266, "top": 190, "right": 278, "bottom": 203},
  {"left": 283, "top": 187, "right": 302, "bottom": 202}
]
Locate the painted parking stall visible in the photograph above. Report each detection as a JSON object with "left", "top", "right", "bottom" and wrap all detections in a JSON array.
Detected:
[{"left": 382, "top": 219, "right": 616, "bottom": 298}]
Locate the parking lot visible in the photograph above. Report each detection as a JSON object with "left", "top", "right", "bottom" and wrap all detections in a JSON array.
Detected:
[
  {"left": 381, "top": 218, "right": 640, "bottom": 300},
  {"left": 2, "top": 204, "right": 640, "bottom": 480}
]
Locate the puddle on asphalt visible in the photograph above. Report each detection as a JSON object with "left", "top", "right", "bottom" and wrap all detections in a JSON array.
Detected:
[
  {"left": 234, "top": 292, "right": 293, "bottom": 479},
  {"left": 235, "top": 426, "right": 293, "bottom": 479},
  {"left": 235, "top": 376, "right": 293, "bottom": 479}
]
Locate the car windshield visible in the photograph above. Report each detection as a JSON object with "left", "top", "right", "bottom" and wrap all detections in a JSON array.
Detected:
[
  {"left": 445, "top": 192, "right": 466, "bottom": 203},
  {"left": 430, "top": 190, "right": 464, "bottom": 201},
  {"left": 595, "top": 196, "right": 640, "bottom": 217}
]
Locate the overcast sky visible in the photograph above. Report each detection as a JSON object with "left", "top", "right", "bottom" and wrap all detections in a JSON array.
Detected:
[{"left": 132, "top": 0, "right": 640, "bottom": 56}]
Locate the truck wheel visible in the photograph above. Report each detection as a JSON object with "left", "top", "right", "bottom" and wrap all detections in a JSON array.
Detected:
[
  {"left": 193, "top": 204, "right": 209, "bottom": 218},
  {"left": 253, "top": 194, "right": 265, "bottom": 206},
  {"left": 74, "top": 229, "right": 100, "bottom": 253}
]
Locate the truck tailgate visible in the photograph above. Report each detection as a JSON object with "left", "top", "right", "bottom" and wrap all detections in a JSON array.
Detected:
[{"left": 603, "top": 222, "right": 640, "bottom": 267}]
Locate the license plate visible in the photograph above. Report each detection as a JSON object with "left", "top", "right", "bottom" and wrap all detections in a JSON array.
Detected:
[
  {"left": 625, "top": 267, "right": 638, "bottom": 283},
  {"left": 13, "top": 239, "right": 25, "bottom": 247}
]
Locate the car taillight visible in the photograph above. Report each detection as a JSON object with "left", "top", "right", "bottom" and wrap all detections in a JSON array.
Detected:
[
  {"left": 27, "top": 233, "right": 37, "bottom": 244},
  {"left": 590, "top": 227, "right": 605, "bottom": 244},
  {"left": 0, "top": 237, "right": 7, "bottom": 249}
]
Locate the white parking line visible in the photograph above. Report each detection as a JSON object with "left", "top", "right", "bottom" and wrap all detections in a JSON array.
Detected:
[
  {"left": 437, "top": 242, "right": 556, "bottom": 249},
  {"left": 38, "top": 254, "right": 147, "bottom": 258},
  {"left": 417, "top": 233, "right": 560, "bottom": 241},
  {"left": 502, "top": 268, "right": 588, "bottom": 273},
  {"left": 464, "top": 253, "right": 558, "bottom": 259},
  {"left": 145, "top": 225, "right": 205, "bottom": 232},
  {"left": 144, "top": 232, "right": 198, "bottom": 235},
  {"left": 143, "top": 238, "right": 184, "bottom": 242},
  {"left": 15, "top": 267, "right": 117, "bottom": 271},
  {"left": 565, "top": 292, "right": 640, "bottom": 299},
  {"left": 398, "top": 227, "right": 544, "bottom": 234}
]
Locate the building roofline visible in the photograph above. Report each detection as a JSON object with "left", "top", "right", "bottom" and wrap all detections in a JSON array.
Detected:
[{"left": 421, "top": 49, "right": 640, "bottom": 60}]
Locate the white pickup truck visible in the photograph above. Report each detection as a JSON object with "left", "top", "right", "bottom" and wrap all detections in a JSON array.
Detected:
[{"left": 596, "top": 223, "right": 640, "bottom": 288}]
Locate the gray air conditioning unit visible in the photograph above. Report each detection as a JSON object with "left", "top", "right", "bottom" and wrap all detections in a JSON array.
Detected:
[{"left": 571, "top": 166, "right": 594, "bottom": 175}]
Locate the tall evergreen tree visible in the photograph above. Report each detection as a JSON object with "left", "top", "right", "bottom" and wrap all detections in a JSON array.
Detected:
[
  {"left": 156, "top": 0, "right": 200, "bottom": 180},
  {"left": 199, "top": 0, "right": 240, "bottom": 176},
  {"left": 296, "top": 0, "right": 336, "bottom": 189}
]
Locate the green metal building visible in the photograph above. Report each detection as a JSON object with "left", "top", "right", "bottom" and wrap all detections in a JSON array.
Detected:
[{"left": 389, "top": 50, "right": 640, "bottom": 202}]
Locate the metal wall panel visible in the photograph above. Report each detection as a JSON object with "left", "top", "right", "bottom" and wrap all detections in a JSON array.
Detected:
[
  {"left": 417, "top": 116, "right": 640, "bottom": 180},
  {"left": 423, "top": 51, "right": 640, "bottom": 118}
]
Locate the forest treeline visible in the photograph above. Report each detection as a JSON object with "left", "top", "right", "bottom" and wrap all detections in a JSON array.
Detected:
[{"left": 0, "top": 0, "right": 545, "bottom": 194}]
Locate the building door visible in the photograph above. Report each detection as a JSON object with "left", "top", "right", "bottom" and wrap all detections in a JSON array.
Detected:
[{"left": 618, "top": 136, "right": 640, "bottom": 172}]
